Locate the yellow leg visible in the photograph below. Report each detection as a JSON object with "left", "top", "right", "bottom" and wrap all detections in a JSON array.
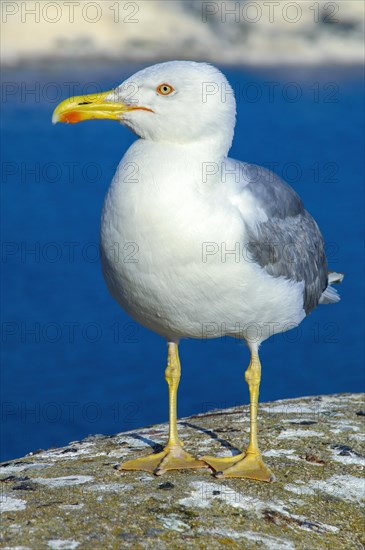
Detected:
[
  {"left": 202, "top": 350, "right": 275, "bottom": 482},
  {"left": 119, "top": 342, "right": 208, "bottom": 475}
]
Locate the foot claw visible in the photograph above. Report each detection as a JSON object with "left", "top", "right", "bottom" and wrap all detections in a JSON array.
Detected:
[
  {"left": 119, "top": 446, "right": 209, "bottom": 475},
  {"left": 202, "top": 452, "right": 275, "bottom": 482}
]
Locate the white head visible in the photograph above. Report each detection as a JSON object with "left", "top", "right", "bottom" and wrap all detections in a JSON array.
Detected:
[{"left": 53, "top": 61, "right": 236, "bottom": 157}]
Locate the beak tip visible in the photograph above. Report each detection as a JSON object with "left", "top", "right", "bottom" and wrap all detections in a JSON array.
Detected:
[{"left": 51, "top": 89, "right": 127, "bottom": 125}]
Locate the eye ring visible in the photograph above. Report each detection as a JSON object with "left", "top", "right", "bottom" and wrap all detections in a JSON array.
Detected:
[{"left": 157, "top": 83, "right": 174, "bottom": 96}]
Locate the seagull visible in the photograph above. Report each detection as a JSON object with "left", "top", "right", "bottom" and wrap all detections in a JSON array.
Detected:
[{"left": 52, "top": 61, "right": 343, "bottom": 482}]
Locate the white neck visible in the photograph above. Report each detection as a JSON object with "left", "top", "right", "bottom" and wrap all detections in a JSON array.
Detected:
[{"left": 129, "top": 136, "right": 228, "bottom": 170}]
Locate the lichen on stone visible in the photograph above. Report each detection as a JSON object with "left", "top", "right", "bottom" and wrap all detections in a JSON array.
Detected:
[{"left": 1, "top": 393, "right": 364, "bottom": 549}]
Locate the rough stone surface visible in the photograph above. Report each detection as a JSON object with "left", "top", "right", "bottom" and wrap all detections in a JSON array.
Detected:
[{"left": 1, "top": 393, "right": 364, "bottom": 549}]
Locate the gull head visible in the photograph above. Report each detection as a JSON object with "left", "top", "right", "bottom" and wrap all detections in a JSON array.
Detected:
[{"left": 52, "top": 61, "right": 236, "bottom": 152}]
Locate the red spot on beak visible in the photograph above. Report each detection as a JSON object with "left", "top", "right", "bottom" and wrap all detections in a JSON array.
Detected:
[{"left": 61, "top": 111, "right": 82, "bottom": 124}]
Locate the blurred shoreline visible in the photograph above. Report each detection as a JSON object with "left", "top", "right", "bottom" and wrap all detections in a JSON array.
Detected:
[{"left": 1, "top": 0, "right": 364, "bottom": 68}]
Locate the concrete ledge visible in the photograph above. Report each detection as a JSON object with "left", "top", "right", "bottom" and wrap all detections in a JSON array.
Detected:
[{"left": 1, "top": 393, "right": 364, "bottom": 549}]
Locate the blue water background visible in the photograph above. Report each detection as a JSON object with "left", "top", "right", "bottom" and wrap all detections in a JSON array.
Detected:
[{"left": 1, "top": 63, "right": 364, "bottom": 461}]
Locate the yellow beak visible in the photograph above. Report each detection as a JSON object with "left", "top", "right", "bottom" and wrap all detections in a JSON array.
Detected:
[{"left": 52, "top": 90, "right": 153, "bottom": 124}]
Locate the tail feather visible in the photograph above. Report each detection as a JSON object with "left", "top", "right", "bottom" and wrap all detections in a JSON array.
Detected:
[
  {"left": 319, "top": 271, "right": 344, "bottom": 305},
  {"left": 328, "top": 271, "right": 344, "bottom": 284}
]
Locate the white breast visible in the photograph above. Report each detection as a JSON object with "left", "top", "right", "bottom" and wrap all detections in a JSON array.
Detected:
[{"left": 100, "top": 140, "right": 305, "bottom": 342}]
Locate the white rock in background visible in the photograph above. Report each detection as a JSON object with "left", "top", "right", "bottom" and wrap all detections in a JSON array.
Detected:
[{"left": 1, "top": 0, "right": 364, "bottom": 66}]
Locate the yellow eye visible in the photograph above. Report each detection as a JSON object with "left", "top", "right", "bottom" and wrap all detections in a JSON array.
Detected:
[{"left": 157, "top": 83, "right": 174, "bottom": 96}]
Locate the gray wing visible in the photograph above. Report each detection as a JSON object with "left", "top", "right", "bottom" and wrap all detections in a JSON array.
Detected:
[{"left": 235, "top": 162, "right": 328, "bottom": 315}]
